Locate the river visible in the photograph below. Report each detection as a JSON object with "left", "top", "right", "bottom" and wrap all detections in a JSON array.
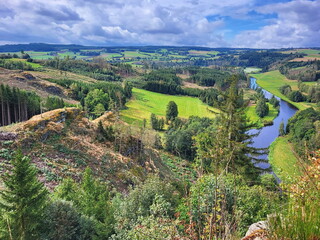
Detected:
[{"left": 248, "top": 77, "right": 298, "bottom": 170}]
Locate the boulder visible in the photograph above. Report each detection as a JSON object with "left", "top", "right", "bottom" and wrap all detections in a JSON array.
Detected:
[{"left": 241, "top": 221, "right": 268, "bottom": 240}]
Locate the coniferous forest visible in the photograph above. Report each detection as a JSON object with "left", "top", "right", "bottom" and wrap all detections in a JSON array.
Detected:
[{"left": 0, "top": 84, "right": 41, "bottom": 126}]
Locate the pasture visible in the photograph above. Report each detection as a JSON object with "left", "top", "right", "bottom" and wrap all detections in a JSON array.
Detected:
[{"left": 120, "top": 88, "right": 219, "bottom": 127}]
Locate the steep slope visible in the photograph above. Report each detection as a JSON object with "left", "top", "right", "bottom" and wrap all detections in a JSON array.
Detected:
[{"left": 0, "top": 108, "right": 189, "bottom": 191}]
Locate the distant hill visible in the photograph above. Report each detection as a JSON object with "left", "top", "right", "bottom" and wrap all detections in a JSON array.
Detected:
[
  {"left": 0, "top": 43, "right": 95, "bottom": 52},
  {"left": 0, "top": 42, "right": 259, "bottom": 53}
]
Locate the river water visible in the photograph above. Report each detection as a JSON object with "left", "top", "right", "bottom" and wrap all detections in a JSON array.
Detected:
[{"left": 248, "top": 77, "right": 298, "bottom": 170}]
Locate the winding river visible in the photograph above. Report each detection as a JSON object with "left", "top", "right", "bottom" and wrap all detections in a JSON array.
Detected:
[{"left": 248, "top": 77, "right": 298, "bottom": 170}]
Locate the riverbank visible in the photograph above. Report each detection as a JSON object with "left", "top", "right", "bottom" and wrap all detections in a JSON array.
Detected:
[
  {"left": 248, "top": 78, "right": 298, "bottom": 179},
  {"left": 250, "top": 70, "right": 316, "bottom": 110},
  {"left": 269, "top": 136, "right": 300, "bottom": 183},
  {"left": 246, "top": 103, "right": 279, "bottom": 128}
]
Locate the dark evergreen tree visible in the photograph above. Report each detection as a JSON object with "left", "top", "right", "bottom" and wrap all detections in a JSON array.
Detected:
[
  {"left": 196, "top": 75, "right": 263, "bottom": 180},
  {"left": 256, "top": 97, "right": 269, "bottom": 118},
  {"left": 0, "top": 84, "right": 41, "bottom": 126},
  {"left": 0, "top": 151, "right": 48, "bottom": 240},
  {"left": 79, "top": 168, "right": 115, "bottom": 238},
  {"left": 166, "top": 101, "right": 178, "bottom": 122}
]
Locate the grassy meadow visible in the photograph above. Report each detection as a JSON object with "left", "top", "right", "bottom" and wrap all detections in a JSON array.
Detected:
[
  {"left": 244, "top": 67, "right": 262, "bottom": 73},
  {"left": 250, "top": 70, "right": 316, "bottom": 110},
  {"left": 269, "top": 136, "right": 301, "bottom": 182},
  {"left": 120, "top": 88, "right": 219, "bottom": 127},
  {"left": 246, "top": 103, "right": 279, "bottom": 128}
]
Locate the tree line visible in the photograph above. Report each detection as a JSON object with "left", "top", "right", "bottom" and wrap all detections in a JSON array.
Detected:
[
  {"left": 141, "top": 69, "right": 183, "bottom": 95},
  {"left": 43, "top": 57, "right": 122, "bottom": 81},
  {"left": 0, "top": 59, "right": 34, "bottom": 71},
  {"left": 46, "top": 78, "right": 132, "bottom": 118},
  {"left": 279, "top": 60, "right": 320, "bottom": 82}
]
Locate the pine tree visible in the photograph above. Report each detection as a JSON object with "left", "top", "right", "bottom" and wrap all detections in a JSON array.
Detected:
[
  {"left": 166, "top": 101, "right": 178, "bottom": 122},
  {"left": 79, "top": 168, "right": 114, "bottom": 238},
  {"left": 196, "top": 75, "right": 263, "bottom": 180},
  {"left": 256, "top": 97, "right": 269, "bottom": 118},
  {"left": 0, "top": 151, "right": 48, "bottom": 240}
]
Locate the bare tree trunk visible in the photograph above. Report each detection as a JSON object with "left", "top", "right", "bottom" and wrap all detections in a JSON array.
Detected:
[
  {"left": 1, "top": 98, "right": 5, "bottom": 126},
  {"left": 24, "top": 102, "right": 28, "bottom": 121},
  {"left": 14, "top": 103, "right": 17, "bottom": 123},
  {"left": 7, "top": 101, "right": 11, "bottom": 125},
  {"left": 18, "top": 97, "right": 21, "bottom": 122}
]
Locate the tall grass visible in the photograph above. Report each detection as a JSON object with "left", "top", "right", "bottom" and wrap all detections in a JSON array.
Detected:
[
  {"left": 268, "top": 152, "right": 320, "bottom": 239},
  {"left": 269, "top": 202, "right": 320, "bottom": 239}
]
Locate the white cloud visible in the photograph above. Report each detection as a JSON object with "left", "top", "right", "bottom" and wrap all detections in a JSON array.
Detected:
[
  {"left": 234, "top": 0, "right": 320, "bottom": 48},
  {"left": 0, "top": 0, "right": 318, "bottom": 47}
]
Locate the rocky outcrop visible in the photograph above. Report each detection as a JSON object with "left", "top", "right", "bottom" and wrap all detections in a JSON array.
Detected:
[
  {"left": 22, "top": 107, "right": 83, "bottom": 131},
  {"left": 18, "top": 107, "right": 85, "bottom": 142},
  {"left": 241, "top": 221, "right": 268, "bottom": 240}
]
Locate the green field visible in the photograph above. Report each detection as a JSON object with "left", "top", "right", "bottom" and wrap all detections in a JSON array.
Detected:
[
  {"left": 269, "top": 136, "right": 301, "bottom": 182},
  {"left": 120, "top": 88, "right": 219, "bottom": 126},
  {"left": 250, "top": 70, "right": 316, "bottom": 110},
  {"left": 246, "top": 103, "right": 278, "bottom": 128},
  {"left": 188, "top": 50, "right": 219, "bottom": 56},
  {"left": 100, "top": 53, "right": 123, "bottom": 59},
  {"left": 123, "top": 51, "right": 148, "bottom": 58},
  {"left": 297, "top": 49, "right": 320, "bottom": 58},
  {"left": 244, "top": 67, "right": 262, "bottom": 73},
  {"left": 26, "top": 51, "right": 51, "bottom": 60}
]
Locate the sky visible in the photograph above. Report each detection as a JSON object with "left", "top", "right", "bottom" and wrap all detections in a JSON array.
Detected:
[{"left": 0, "top": 0, "right": 319, "bottom": 48}]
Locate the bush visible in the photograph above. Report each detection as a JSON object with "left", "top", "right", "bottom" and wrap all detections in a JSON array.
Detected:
[
  {"left": 288, "top": 90, "right": 305, "bottom": 102},
  {"left": 279, "top": 84, "right": 292, "bottom": 95},
  {"left": 42, "top": 200, "right": 96, "bottom": 240}
]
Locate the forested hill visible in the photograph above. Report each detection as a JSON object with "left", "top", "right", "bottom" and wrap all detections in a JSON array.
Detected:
[{"left": 0, "top": 43, "right": 251, "bottom": 52}]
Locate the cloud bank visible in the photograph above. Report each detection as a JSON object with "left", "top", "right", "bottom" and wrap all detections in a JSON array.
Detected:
[{"left": 0, "top": 0, "right": 318, "bottom": 48}]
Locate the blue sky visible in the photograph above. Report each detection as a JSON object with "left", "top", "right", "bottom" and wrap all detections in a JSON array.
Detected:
[{"left": 0, "top": 0, "right": 319, "bottom": 48}]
